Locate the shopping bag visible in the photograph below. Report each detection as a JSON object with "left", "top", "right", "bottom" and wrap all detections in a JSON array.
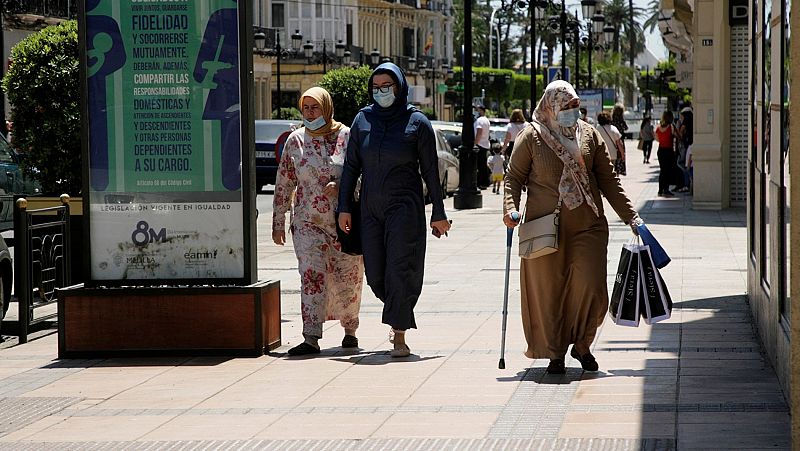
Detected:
[
  {"left": 637, "top": 139, "right": 644, "bottom": 150},
  {"left": 639, "top": 246, "right": 673, "bottom": 324},
  {"left": 637, "top": 224, "right": 670, "bottom": 268},
  {"left": 609, "top": 244, "right": 641, "bottom": 327}
]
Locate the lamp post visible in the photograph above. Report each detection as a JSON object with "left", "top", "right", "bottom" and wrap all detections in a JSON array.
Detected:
[
  {"left": 370, "top": 48, "right": 381, "bottom": 67},
  {"left": 454, "top": 0, "right": 481, "bottom": 210},
  {"left": 254, "top": 27, "right": 303, "bottom": 119},
  {"left": 655, "top": 67, "right": 662, "bottom": 104},
  {"left": 579, "top": 0, "right": 601, "bottom": 89}
]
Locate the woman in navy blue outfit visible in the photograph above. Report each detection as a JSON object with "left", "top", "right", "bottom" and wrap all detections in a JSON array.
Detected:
[{"left": 337, "top": 63, "right": 451, "bottom": 357}]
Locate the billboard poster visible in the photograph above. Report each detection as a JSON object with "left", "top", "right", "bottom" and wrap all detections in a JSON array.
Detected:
[
  {"left": 85, "top": 0, "right": 245, "bottom": 281},
  {"left": 577, "top": 89, "right": 603, "bottom": 124}
]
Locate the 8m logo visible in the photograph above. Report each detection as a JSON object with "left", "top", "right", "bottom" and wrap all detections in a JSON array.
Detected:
[{"left": 131, "top": 220, "right": 167, "bottom": 247}]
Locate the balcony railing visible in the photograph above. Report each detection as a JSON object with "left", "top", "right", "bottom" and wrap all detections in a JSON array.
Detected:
[{"left": 6, "top": 0, "right": 76, "bottom": 19}]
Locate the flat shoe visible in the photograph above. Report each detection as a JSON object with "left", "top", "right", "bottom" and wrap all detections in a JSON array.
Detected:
[
  {"left": 341, "top": 334, "right": 359, "bottom": 348},
  {"left": 287, "top": 342, "right": 320, "bottom": 356},
  {"left": 570, "top": 346, "right": 599, "bottom": 371},
  {"left": 391, "top": 344, "right": 411, "bottom": 358},
  {"left": 546, "top": 358, "right": 565, "bottom": 374}
]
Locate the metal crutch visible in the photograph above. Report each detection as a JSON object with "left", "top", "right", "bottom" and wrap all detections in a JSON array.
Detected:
[{"left": 499, "top": 211, "right": 520, "bottom": 369}]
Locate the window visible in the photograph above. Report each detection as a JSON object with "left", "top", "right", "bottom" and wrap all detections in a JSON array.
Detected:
[
  {"left": 315, "top": 1, "right": 322, "bottom": 17},
  {"left": 760, "top": 0, "right": 771, "bottom": 289},
  {"left": 780, "top": 0, "right": 791, "bottom": 319},
  {"left": 403, "top": 28, "right": 414, "bottom": 57},
  {"left": 271, "top": 3, "right": 285, "bottom": 28}
]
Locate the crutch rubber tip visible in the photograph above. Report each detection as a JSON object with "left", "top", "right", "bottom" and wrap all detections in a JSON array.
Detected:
[{"left": 498, "top": 359, "right": 505, "bottom": 369}]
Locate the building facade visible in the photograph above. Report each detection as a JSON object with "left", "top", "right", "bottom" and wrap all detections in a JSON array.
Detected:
[
  {"left": 253, "top": 0, "right": 454, "bottom": 120},
  {"left": 661, "top": 0, "right": 799, "bottom": 444}
]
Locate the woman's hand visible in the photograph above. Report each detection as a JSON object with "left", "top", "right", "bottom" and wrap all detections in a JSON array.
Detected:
[
  {"left": 630, "top": 216, "right": 644, "bottom": 236},
  {"left": 272, "top": 230, "right": 286, "bottom": 245},
  {"left": 430, "top": 219, "right": 452, "bottom": 238},
  {"left": 323, "top": 181, "right": 337, "bottom": 197},
  {"left": 503, "top": 212, "right": 520, "bottom": 228},
  {"left": 338, "top": 212, "right": 352, "bottom": 234}
]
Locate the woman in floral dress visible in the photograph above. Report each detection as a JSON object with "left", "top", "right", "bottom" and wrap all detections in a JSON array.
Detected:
[{"left": 272, "top": 87, "right": 364, "bottom": 356}]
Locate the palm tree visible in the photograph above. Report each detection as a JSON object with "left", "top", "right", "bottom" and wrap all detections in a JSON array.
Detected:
[
  {"left": 642, "top": 0, "right": 663, "bottom": 32},
  {"left": 598, "top": 0, "right": 645, "bottom": 103}
]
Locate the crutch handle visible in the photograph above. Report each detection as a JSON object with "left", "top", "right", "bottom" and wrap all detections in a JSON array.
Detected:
[{"left": 507, "top": 212, "right": 520, "bottom": 247}]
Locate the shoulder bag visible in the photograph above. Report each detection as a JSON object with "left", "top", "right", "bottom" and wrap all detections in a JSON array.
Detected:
[{"left": 518, "top": 198, "right": 561, "bottom": 259}]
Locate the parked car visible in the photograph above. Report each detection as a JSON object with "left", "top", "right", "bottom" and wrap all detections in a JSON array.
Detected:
[
  {"left": 430, "top": 120, "right": 463, "bottom": 151},
  {"left": 254, "top": 119, "right": 300, "bottom": 192},
  {"left": 0, "top": 134, "right": 41, "bottom": 231},
  {"left": 434, "top": 128, "right": 460, "bottom": 196},
  {"left": 0, "top": 235, "right": 10, "bottom": 319}
]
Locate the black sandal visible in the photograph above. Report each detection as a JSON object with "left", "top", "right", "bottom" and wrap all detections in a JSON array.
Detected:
[
  {"left": 570, "top": 346, "right": 599, "bottom": 371},
  {"left": 287, "top": 342, "right": 320, "bottom": 356},
  {"left": 546, "top": 358, "right": 566, "bottom": 374},
  {"left": 341, "top": 334, "right": 359, "bottom": 348}
]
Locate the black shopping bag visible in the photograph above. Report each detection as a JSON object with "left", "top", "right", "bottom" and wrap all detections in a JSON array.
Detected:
[
  {"left": 639, "top": 246, "right": 673, "bottom": 324},
  {"left": 609, "top": 244, "right": 641, "bottom": 327}
]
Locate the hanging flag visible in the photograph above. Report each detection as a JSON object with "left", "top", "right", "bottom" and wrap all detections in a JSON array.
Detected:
[{"left": 424, "top": 33, "right": 433, "bottom": 55}]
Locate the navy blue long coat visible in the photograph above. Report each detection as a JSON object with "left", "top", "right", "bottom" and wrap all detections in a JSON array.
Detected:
[{"left": 337, "top": 63, "right": 447, "bottom": 330}]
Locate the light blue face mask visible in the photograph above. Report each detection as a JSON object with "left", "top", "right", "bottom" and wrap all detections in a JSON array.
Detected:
[
  {"left": 374, "top": 91, "right": 395, "bottom": 108},
  {"left": 556, "top": 107, "right": 581, "bottom": 127},
  {"left": 303, "top": 116, "right": 326, "bottom": 131}
]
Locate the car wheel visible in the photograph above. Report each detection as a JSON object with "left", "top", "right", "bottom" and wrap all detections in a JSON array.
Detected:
[{"left": 441, "top": 172, "right": 448, "bottom": 198}]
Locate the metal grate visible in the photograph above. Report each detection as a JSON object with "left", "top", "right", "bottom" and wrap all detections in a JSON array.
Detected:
[{"left": 729, "top": 26, "right": 749, "bottom": 206}]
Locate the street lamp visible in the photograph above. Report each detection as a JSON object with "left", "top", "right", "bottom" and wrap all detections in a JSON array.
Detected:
[
  {"left": 655, "top": 67, "right": 662, "bottom": 104},
  {"left": 370, "top": 48, "right": 381, "bottom": 67},
  {"left": 580, "top": 0, "right": 605, "bottom": 88},
  {"left": 510, "top": 0, "right": 547, "bottom": 116},
  {"left": 254, "top": 27, "right": 303, "bottom": 119}
]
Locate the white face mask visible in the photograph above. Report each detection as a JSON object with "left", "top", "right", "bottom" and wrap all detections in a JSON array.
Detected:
[
  {"left": 556, "top": 107, "right": 581, "bottom": 127},
  {"left": 374, "top": 91, "right": 395, "bottom": 108},
  {"left": 303, "top": 116, "right": 326, "bottom": 131}
]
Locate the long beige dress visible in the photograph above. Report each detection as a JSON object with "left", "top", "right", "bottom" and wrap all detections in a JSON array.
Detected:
[{"left": 503, "top": 120, "right": 637, "bottom": 359}]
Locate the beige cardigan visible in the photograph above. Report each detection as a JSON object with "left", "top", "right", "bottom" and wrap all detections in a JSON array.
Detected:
[{"left": 503, "top": 121, "right": 637, "bottom": 225}]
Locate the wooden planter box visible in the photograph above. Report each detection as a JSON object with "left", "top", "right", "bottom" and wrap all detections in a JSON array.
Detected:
[{"left": 57, "top": 280, "right": 281, "bottom": 358}]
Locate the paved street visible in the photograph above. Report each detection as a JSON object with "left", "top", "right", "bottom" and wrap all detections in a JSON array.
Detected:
[{"left": 0, "top": 140, "right": 789, "bottom": 450}]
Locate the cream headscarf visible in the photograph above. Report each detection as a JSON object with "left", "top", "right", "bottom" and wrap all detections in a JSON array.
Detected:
[
  {"left": 531, "top": 80, "right": 599, "bottom": 217},
  {"left": 298, "top": 86, "right": 343, "bottom": 137}
]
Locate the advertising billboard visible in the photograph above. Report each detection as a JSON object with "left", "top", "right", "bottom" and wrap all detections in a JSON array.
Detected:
[{"left": 82, "top": 0, "right": 254, "bottom": 284}]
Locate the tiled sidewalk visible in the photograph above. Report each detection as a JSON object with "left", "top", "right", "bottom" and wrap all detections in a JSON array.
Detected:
[{"left": 0, "top": 141, "right": 789, "bottom": 450}]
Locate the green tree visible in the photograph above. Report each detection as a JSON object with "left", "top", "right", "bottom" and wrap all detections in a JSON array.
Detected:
[
  {"left": 2, "top": 21, "right": 80, "bottom": 195},
  {"left": 318, "top": 65, "right": 373, "bottom": 127}
]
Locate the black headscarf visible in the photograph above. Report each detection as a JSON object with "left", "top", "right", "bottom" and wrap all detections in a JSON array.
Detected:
[{"left": 367, "top": 62, "right": 416, "bottom": 120}]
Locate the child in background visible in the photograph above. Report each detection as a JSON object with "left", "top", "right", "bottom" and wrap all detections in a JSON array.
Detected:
[{"left": 487, "top": 149, "right": 506, "bottom": 194}]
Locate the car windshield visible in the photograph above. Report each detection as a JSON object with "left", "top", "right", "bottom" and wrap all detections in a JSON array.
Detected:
[{"left": 255, "top": 122, "right": 295, "bottom": 143}]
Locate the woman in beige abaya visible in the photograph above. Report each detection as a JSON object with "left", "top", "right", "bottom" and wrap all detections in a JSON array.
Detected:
[{"left": 502, "top": 80, "right": 642, "bottom": 374}]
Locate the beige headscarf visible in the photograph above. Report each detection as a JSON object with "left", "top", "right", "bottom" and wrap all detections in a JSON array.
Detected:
[
  {"left": 298, "top": 86, "right": 343, "bottom": 137},
  {"left": 531, "top": 80, "right": 599, "bottom": 217}
]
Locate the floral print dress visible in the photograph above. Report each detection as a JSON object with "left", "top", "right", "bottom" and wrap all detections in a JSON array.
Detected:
[{"left": 272, "top": 127, "right": 364, "bottom": 338}]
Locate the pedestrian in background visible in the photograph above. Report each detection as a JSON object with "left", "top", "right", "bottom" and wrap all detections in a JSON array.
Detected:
[
  {"left": 338, "top": 63, "right": 451, "bottom": 358},
  {"left": 639, "top": 116, "right": 655, "bottom": 164},
  {"left": 655, "top": 110, "right": 677, "bottom": 197},
  {"left": 579, "top": 107, "right": 595, "bottom": 125},
  {"left": 675, "top": 108, "right": 693, "bottom": 193},
  {"left": 501, "top": 108, "right": 526, "bottom": 160},
  {"left": 474, "top": 105, "right": 492, "bottom": 189},
  {"left": 487, "top": 148, "right": 505, "bottom": 194},
  {"left": 611, "top": 104, "right": 628, "bottom": 139},
  {"left": 273, "top": 87, "right": 365, "bottom": 356},
  {"left": 597, "top": 111, "right": 626, "bottom": 176},
  {"left": 503, "top": 80, "right": 641, "bottom": 374}
]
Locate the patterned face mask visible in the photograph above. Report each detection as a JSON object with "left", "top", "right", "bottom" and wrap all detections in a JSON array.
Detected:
[{"left": 556, "top": 108, "right": 581, "bottom": 127}]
